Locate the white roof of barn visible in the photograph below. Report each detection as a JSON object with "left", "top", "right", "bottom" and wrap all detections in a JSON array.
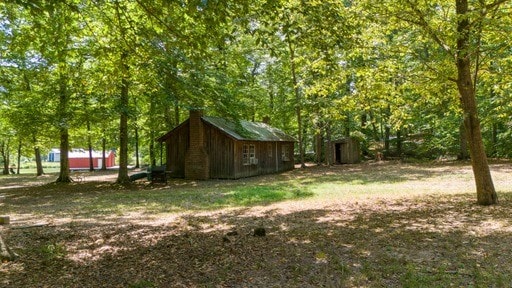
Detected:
[{"left": 54, "top": 149, "right": 111, "bottom": 159}]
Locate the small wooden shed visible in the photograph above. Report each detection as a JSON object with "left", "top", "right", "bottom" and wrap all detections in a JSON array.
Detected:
[
  {"left": 329, "top": 137, "right": 360, "bottom": 164},
  {"left": 157, "top": 110, "right": 296, "bottom": 180}
]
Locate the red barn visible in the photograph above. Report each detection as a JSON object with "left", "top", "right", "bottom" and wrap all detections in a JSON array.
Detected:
[{"left": 67, "top": 149, "right": 116, "bottom": 169}]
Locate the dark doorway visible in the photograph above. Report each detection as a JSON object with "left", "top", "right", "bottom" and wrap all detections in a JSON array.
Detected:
[{"left": 335, "top": 143, "right": 342, "bottom": 164}]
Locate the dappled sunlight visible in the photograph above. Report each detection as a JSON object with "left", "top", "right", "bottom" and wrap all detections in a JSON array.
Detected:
[
  {"left": 5, "top": 193, "right": 512, "bottom": 287},
  {"left": 3, "top": 162, "right": 512, "bottom": 286}
]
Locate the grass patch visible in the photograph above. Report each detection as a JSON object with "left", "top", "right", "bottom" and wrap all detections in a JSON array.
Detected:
[
  {"left": 225, "top": 185, "right": 312, "bottom": 206},
  {"left": 1, "top": 179, "right": 313, "bottom": 218},
  {"left": 70, "top": 183, "right": 313, "bottom": 216}
]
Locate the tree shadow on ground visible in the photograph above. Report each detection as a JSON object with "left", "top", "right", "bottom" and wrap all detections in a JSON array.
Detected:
[
  {"left": 3, "top": 192, "right": 512, "bottom": 287},
  {"left": 3, "top": 161, "right": 511, "bottom": 220},
  {"left": 281, "top": 161, "right": 475, "bottom": 186}
]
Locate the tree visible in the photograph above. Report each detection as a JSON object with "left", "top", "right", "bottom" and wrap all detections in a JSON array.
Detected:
[
  {"left": 454, "top": 0, "right": 500, "bottom": 205},
  {"left": 87, "top": 0, "right": 146, "bottom": 184},
  {"left": 370, "top": 0, "right": 510, "bottom": 204},
  {"left": 12, "top": 1, "right": 85, "bottom": 183}
]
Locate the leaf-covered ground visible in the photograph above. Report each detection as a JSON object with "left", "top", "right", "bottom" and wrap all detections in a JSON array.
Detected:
[{"left": 1, "top": 161, "right": 512, "bottom": 287}]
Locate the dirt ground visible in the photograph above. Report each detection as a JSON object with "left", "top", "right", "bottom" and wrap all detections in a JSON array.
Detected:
[{"left": 1, "top": 161, "right": 512, "bottom": 287}]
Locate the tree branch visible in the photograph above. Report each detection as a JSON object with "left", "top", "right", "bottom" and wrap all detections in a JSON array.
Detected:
[
  {"left": 485, "top": 0, "right": 510, "bottom": 10},
  {"left": 401, "top": 0, "right": 454, "bottom": 58}
]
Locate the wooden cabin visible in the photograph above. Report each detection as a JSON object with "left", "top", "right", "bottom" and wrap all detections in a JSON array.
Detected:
[
  {"left": 157, "top": 110, "right": 296, "bottom": 180},
  {"left": 329, "top": 137, "right": 360, "bottom": 164}
]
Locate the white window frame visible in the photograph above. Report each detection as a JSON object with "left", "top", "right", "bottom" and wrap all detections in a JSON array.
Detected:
[{"left": 243, "top": 144, "right": 256, "bottom": 165}]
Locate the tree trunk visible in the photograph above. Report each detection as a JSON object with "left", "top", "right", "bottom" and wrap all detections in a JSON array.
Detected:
[
  {"left": 149, "top": 97, "right": 157, "bottom": 167},
  {"left": 101, "top": 135, "right": 107, "bottom": 171},
  {"left": 150, "top": 138, "right": 156, "bottom": 167},
  {"left": 116, "top": 51, "right": 131, "bottom": 184},
  {"left": 56, "top": 70, "right": 71, "bottom": 183},
  {"left": 35, "top": 146, "right": 44, "bottom": 176},
  {"left": 455, "top": 0, "right": 497, "bottom": 205},
  {"left": 56, "top": 127, "right": 71, "bottom": 183},
  {"left": 86, "top": 118, "right": 94, "bottom": 172},
  {"left": 287, "top": 37, "right": 305, "bottom": 168},
  {"left": 1, "top": 141, "right": 9, "bottom": 175},
  {"left": 314, "top": 120, "right": 323, "bottom": 164},
  {"left": 16, "top": 140, "right": 21, "bottom": 174},
  {"left": 384, "top": 106, "right": 391, "bottom": 155},
  {"left": 384, "top": 125, "right": 390, "bottom": 155},
  {"left": 34, "top": 136, "right": 44, "bottom": 176},
  {"left": 134, "top": 126, "right": 140, "bottom": 169},
  {"left": 325, "top": 122, "right": 332, "bottom": 165}
]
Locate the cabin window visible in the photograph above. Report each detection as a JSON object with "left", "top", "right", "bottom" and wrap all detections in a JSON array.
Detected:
[
  {"left": 267, "top": 143, "right": 273, "bottom": 158},
  {"left": 243, "top": 144, "right": 256, "bottom": 165},
  {"left": 282, "top": 145, "right": 290, "bottom": 161}
]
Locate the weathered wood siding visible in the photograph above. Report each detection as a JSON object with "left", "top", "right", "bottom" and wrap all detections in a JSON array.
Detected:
[
  {"left": 165, "top": 121, "right": 189, "bottom": 178},
  {"left": 204, "top": 122, "right": 235, "bottom": 179},
  {"left": 232, "top": 140, "right": 295, "bottom": 179},
  {"left": 330, "top": 138, "right": 360, "bottom": 164}
]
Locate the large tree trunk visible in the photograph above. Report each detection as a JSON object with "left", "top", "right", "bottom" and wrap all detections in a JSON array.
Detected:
[
  {"left": 116, "top": 51, "right": 131, "bottom": 184},
  {"left": 35, "top": 146, "right": 44, "bottom": 176},
  {"left": 56, "top": 80, "right": 71, "bottom": 182},
  {"left": 56, "top": 126, "right": 71, "bottom": 183},
  {"left": 1, "top": 141, "right": 9, "bottom": 175},
  {"left": 115, "top": 0, "right": 131, "bottom": 184},
  {"left": 455, "top": 0, "right": 497, "bottom": 205},
  {"left": 34, "top": 136, "right": 44, "bottom": 176}
]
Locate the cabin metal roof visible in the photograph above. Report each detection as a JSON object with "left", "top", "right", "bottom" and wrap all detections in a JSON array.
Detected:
[{"left": 202, "top": 116, "right": 295, "bottom": 142}]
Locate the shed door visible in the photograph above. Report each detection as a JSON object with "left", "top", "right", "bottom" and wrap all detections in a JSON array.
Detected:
[{"left": 335, "top": 143, "right": 342, "bottom": 164}]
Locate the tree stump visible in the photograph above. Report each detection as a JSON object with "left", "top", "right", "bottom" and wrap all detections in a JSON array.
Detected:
[
  {"left": 0, "top": 234, "right": 18, "bottom": 262},
  {"left": 1, "top": 217, "right": 17, "bottom": 261},
  {"left": 0, "top": 216, "right": 10, "bottom": 225},
  {"left": 253, "top": 227, "right": 266, "bottom": 237}
]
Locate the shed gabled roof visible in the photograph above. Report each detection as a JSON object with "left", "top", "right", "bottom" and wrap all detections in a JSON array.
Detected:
[{"left": 202, "top": 116, "right": 295, "bottom": 142}]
